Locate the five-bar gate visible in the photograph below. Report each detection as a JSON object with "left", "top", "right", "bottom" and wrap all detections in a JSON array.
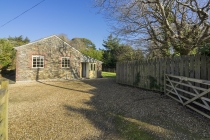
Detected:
[{"left": 164, "top": 74, "right": 210, "bottom": 119}]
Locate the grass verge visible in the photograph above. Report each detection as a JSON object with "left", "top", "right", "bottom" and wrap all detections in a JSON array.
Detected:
[{"left": 102, "top": 71, "right": 116, "bottom": 78}]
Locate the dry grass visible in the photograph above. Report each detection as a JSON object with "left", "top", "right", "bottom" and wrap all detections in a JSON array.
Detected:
[{"left": 8, "top": 78, "right": 210, "bottom": 140}]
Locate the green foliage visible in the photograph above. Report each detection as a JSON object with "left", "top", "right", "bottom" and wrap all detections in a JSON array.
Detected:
[
  {"left": 102, "top": 34, "right": 144, "bottom": 69},
  {"left": 0, "top": 39, "right": 14, "bottom": 69},
  {"left": 102, "top": 50, "right": 117, "bottom": 68},
  {"left": 8, "top": 35, "right": 30, "bottom": 47},
  {"left": 0, "top": 36, "right": 30, "bottom": 70},
  {"left": 102, "top": 34, "right": 120, "bottom": 50},
  {"left": 190, "top": 47, "right": 197, "bottom": 55},
  {"left": 116, "top": 45, "right": 144, "bottom": 62},
  {"left": 58, "top": 35, "right": 102, "bottom": 60},
  {"left": 198, "top": 43, "right": 210, "bottom": 56},
  {"left": 102, "top": 34, "right": 120, "bottom": 68},
  {"left": 148, "top": 76, "right": 160, "bottom": 90},
  {"left": 81, "top": 48, "right": 103, "bottom": 61},
  {"left": 58, "top": 34, "right": 96, "bottom": 51},
  {"left": 81, "top": 38, "right": 96, "bottom": 49},
  {"left": 80, "top": 38, "right": 103, "bottom": 60}
]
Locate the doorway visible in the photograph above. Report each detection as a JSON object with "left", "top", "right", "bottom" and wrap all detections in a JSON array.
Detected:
[{"left": 82, "top": 63, "right": 86, "bottom": 77}]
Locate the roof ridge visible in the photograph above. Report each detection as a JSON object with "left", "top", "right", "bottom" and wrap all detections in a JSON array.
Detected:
[
  {"left": 14, "top": 34, "right": 57, "bottom": 48},
  {"left": 14, "top": 34, "right": 103, "bottom": 62}
]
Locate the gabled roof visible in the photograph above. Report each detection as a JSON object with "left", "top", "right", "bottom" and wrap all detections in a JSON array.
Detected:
[
  {"left": 14, "top": 35, "right": 102, "bottom": 63},
  {"left": 14, "top": 35, "right": 80, "bottom": 53},
  {"left": 14, "top": 34, "right": 55, "bottom": 49}
]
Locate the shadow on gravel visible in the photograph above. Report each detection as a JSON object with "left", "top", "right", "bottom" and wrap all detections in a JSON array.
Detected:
[
  {"left": 36, "top": 81, "right": 92, "bottom": 94},
  {"left": 62, "top": 78, "right": 210, "bottom": 140},
  {"left": 23, "top": 77, "right": 208, "bottom": 140}
]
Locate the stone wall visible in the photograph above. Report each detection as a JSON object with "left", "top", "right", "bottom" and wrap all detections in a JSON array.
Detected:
[{"left": 15, "top": 35, "right": 102, "bottom": 81}]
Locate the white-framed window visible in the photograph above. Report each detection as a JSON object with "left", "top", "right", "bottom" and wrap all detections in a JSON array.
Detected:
[
  {"left": 90, "top": 63, "right": 96, "bottom": 71},
  {"left": 32, "top": 55, "right": 44, "bottom": 68},
  {"left": 61, "top": 57, "right": 70, "bottom": 68}
]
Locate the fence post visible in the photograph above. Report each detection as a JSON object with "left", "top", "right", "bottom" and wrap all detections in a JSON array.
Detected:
[{"left": 1, "top": 80, "right": 8, "bottom": 140}]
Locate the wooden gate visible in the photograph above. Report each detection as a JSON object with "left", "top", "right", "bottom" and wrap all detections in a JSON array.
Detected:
[
  {"left": 164, "top": 74, "right": 210, "bottom": 119},
  {"left": 0, "top": 80, "right": 9, "bottom": 140}
]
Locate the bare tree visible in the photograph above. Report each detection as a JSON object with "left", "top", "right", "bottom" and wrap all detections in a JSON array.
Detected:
[{"left": 94, "top": 0, "right": 210, "bottom": 56}]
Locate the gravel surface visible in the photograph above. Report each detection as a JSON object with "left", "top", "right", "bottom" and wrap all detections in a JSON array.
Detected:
[{"left": 8, "top": 78, "right": 210, "bottom": 140}]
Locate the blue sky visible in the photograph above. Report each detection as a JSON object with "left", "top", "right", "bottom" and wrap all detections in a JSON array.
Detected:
[{"left": 0, "top": 0, "right": 110, "bottom": 49}]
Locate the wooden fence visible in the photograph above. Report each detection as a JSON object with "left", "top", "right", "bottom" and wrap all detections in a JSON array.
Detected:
[
  {"left": 0, "top": 80, "right": 8, "bottom": 140},
  {"left": 116, "top": 55, "right": 210, "bottom": 97}
]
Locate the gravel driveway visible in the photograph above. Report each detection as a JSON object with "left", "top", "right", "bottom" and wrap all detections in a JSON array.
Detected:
[{"left": 9, "top": 78, "right": 210, "bottom": 140}]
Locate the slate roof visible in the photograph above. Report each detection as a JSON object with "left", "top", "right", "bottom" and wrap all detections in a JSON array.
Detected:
[{"left": 14, "top": 35, "right": 102, "bottom": 63}]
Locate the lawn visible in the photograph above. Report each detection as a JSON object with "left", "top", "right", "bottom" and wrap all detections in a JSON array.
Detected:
[{"left": 102, "top": 71, "right": 116, "bottom": 78}]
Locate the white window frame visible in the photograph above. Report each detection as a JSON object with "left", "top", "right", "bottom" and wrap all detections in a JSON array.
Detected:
[
  {"left": 94, "top": 64, "right": 96, "bottom": 71},
  {"left": 90, "top": 63, "right": 96, "bottom": 71},
  {"left": 32, "top": 55, "right": 44, "bottom": 68},
  {"left": 61, "top": 57, "right": 70, "bottom": 68}
]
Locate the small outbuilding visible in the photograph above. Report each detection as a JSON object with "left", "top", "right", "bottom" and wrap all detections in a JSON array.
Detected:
[{"left": 15, "top": 35, "right": 102, "bottom": 81}]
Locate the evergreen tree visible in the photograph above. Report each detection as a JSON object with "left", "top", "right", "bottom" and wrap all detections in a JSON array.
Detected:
[
  {"left": 102, "top": 34, "right": 120, "bottom": 68},
  {"left": 8, "top": 35, "right": 30, "bottom": 47},
  {"left": 102, "top": 34, "right": 144, "bottom": 69}
]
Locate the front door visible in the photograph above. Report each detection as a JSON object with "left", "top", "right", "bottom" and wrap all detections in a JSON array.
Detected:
[{"left": 82, "top": 63, "right": 86, "bottom": 77}]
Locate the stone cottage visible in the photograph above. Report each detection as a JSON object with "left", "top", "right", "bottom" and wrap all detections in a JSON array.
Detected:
[{"left": 15, "top": 35, "right": 102, "bottom": 81}]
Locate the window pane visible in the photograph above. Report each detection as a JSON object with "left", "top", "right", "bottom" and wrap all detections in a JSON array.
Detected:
[
  {"left": 61, "top": 57, "right": 70, "bottom": 67},
  {"left": 32, "top": 56, "right": 44, "bottom": 68}
]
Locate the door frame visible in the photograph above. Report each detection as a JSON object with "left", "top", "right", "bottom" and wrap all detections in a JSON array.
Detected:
[{"left": 82, "top": 62, "right": 86, "bottom": 77}]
